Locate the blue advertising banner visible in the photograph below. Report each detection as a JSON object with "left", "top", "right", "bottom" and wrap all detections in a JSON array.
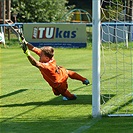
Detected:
[{"left": 23, "top": 23, "right": 87, "bottom": 48}]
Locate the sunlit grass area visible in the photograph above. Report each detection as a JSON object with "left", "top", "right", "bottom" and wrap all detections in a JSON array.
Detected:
[{"left": 0, "top": 40, "right": 132, "bottom": 133}]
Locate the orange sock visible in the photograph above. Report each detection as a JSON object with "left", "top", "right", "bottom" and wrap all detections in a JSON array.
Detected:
[{"left": 62, "top": 90, "right": 75, "bottom": 99}]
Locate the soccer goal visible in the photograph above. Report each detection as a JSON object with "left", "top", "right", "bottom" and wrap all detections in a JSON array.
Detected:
[{"left": 92, "top": 0, "right": 133, "bottom": 117}]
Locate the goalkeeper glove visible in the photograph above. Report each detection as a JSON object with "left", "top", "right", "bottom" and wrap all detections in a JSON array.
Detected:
[
  {"left": 21, "top": 43, "right": 30, "bottom": 56},
  {"left": 25, "top": 49, "right": 31, "bottom": 57},
  {"left": 19, "top": 33, "right": 30, "bottom": 56},
  {"left": 19, "top": 32, "right": 28, "bottom": 45},
  {"left": 21, "top": 42, "right": 27, "bottom": 53}
]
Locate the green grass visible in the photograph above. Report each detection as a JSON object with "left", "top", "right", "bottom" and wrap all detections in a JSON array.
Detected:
[{"left": 0, "top": 42, "right": 133, "bottom": 133}]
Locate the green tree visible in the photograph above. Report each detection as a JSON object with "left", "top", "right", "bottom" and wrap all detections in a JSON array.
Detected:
[
  {"left": 11, "top": 0, "right": 74, "bottom": 22},
  {"left": 105, "top": 0, "right": 124, "bottom": 21}
]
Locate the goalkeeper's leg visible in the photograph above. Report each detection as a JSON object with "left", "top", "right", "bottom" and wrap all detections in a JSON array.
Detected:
[
  {"left": 52, "top": 82, "right": 77, "bottom": 100},
  {"left": 62, "top": 90, "right": 77, "bottom": 100},
  {"left": 67, "top": 70, "right": 90, "bottom": 85}
]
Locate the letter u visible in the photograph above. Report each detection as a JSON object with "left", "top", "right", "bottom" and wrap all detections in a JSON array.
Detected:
[{"left": 45, "top": 28, "right": 54, "bottom": 39}]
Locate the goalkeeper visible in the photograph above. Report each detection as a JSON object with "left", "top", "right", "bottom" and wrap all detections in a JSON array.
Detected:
[{"left": 20, "top": 35, "right": 90, "bottom": 100}]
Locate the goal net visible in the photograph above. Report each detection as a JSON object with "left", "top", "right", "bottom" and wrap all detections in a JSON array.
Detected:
[{"left": 99, "top": 0, "right": 133, "bottom": 116}]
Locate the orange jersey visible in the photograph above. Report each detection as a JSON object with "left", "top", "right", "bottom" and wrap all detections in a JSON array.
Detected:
[{"left": 32, "top": 47, "right": 68, "bottom": 88}]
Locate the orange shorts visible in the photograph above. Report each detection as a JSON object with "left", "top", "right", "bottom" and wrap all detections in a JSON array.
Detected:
[{"left": 52, "top": 81, "right": 68, "bottom": 96}]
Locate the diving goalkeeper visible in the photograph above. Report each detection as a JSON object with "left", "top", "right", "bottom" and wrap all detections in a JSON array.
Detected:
[{"left": 20, "top": 35, "right": 90, "bottom": 100}]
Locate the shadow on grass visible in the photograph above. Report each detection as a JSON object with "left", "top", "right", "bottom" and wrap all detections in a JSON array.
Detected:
[
  {"left": 0, "top": 89, "right": 28, "bottom": 99},
  {"left": 100, "top": 74, "right": 122, "bottom": 83},
  {"left": 0, "top": 93, "right": 93, "bottom": 124},
  {"left": 1, "top": 115, "right": 132, "bottom": 133},
  {"left": 0, "top": 116, "right": 99, "bottom": 133},
  {"left": 72, "top": 84, "right": 92, "bottom": 92},
  {"left": 0, "top": 94, "right": 92, "bottom": 107}
]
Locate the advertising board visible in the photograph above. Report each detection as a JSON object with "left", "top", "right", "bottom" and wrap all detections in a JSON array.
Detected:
[{"left": 23, "top": 23, "right": 87, "bottom": 48}]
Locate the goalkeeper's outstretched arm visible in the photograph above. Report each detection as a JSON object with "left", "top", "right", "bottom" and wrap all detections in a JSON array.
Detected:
[
  {"left": 23, "top": 48, "right": 40, "bottom": 68},
  {"left": 27, "top": 54, "right": 40, "bottom": 68}
]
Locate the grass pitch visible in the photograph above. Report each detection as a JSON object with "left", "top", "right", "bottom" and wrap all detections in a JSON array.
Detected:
[{"left": 0, "top": 44, "right": 133, "bottom": 133}]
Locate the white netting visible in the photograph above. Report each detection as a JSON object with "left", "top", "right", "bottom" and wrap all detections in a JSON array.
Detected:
[{"left": 100, "top": 0, "right": 133, "bottom": 116}]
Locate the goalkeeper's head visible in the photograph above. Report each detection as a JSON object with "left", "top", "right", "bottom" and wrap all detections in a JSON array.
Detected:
[{"left": 41, "top": 46, "right": 54, "bottom": 59}]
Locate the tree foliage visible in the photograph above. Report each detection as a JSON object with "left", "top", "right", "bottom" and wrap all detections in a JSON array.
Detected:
[
  {"left": 105, "top": 0, "right": 125, "bottom": 21},
  {"left": 11, "top": 0, "right": 74, "bottom": 22}
]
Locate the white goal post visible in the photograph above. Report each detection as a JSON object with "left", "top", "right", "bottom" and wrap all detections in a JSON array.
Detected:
[
  {"left": 92, "top": 0, "right": 101, "bottom": 118},
  {"left": 92, "top": 0, "right": 133, "bottom": 117}
]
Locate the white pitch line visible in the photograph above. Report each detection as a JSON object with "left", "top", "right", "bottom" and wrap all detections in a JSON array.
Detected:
[{"left": 71, "top": 117, "right": 101, "bottom": 133}]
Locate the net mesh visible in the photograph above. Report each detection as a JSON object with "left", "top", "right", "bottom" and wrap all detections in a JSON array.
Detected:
[{"left": 100, "top": 0, "right": 133, "bottom": 116}]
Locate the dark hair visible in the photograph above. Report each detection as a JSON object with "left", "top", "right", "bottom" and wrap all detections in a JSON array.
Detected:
[{"left": 41, "top": 46, "right": 54, "bottom": 59}]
